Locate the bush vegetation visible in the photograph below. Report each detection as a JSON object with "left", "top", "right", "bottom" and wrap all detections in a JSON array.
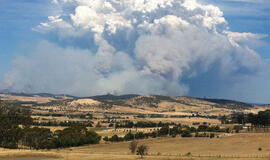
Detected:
[
  {"left": 0, "top": 101, "right": 100, "bottom": 149},
  {"left": 221, "top": 110, "right": 270, "bottom": 127}
]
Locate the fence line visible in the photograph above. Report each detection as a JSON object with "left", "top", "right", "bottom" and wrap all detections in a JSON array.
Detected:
[{"left": 148, "top": 153, "right": 270, "bottom": 159}]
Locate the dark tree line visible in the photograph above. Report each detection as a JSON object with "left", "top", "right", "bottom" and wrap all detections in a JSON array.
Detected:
[
  {"left": 52, "top": 124, "right": 100, "bottom": 148},
  {"left": 0, "top": 101, "right": 32, "bottom": 148},
  {"left": 32, "top": 113, "right": 93, "bottom": 119},
  {"left": 103, "top": 124, "right": 229, "bottom": 142},
  {"left": 21, "top": 125, "right": 101, "bottom": 149},
  {"left": 0, "top": 101, "right": 100, "bottom": 149},
  {"left": 247, "top": 110, "right": 270, "bottom": 126},
  {"left": 32, "top": 120, "right": 93, "bottom": 127},
  {"left": 114, "top": 120, "right": 175, "bottom": 128},
  {"left": 222, "top": 110, "right": 270, "bottom": 127}
]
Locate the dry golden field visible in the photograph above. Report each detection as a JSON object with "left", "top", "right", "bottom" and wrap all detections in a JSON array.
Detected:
[
  {"left": 1, "top": 133, "right": 270, "bottom": 160},
  {"left": 143, "top": 117, "right": 221, "bottom": 125}
]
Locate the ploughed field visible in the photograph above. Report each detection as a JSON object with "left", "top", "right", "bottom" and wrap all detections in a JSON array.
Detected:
[{"left": 1, "top": 133, "right": 270, "bottom": 160}]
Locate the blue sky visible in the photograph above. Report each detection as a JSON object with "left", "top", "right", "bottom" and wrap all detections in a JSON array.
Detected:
[
  {"left": 0, "top": 0, "right": 78, "bottom": 78},
  {"left": 203, "top": 0, "right": 270, "bottom": 58},
  {"left": 0, "top": 0, "right": 55, "bottom": 77},
  {"left": 228, "top": 1, "right": 269, "bottom": 51},
  {"left": 0, "top": 0, "right": 270, "bottom": 103}
]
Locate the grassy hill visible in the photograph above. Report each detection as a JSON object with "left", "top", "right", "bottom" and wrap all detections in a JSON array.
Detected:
[
  {"left": 200, "top": 98, "right": 253, "bottom": 109},
  {"left": 0, "top": 93, "right": 258, "bottom": 116}
]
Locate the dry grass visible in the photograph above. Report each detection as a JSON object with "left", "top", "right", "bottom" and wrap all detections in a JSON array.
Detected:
[
  {"left": 0, "top": 149, "right": 60, "bottom": 159},
  {"left": 246, "top": 106, "right": 270, "bottom": 114},
  {"left": 2, "top": 133, "right": 270, "bottom": 160},
  {"left": 70, "top": 99, "right": 101, "bottom": 106},
  {"left": 143, "top": 117, "right": 220, "bottom": 125},
  {"left": 74, "top": 133, "right": 270, "bottom": 157}
]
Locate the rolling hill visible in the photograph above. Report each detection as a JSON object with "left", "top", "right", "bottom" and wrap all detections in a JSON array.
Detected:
[{"left": 0, "top": 92, "right": 261, "bottom": 116}]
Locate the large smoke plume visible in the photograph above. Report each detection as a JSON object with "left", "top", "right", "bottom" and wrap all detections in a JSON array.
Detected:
[{"left": 0, "top": 0, "right": 266, "bottom": 98}]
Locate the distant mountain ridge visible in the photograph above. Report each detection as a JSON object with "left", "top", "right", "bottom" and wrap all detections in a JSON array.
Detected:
[
  {"left": 199, "top": 98, "right": 253, "bottom": 109},
  {"left": 0, "top": 89, "right": 10, "bottom": 93},
  {"left": 0, "top": 92, "right": 77, "bottom": 100},
  {"left": 88, "top": 94, "right": 140, "bottom": 100},
  {"left": 0, "top": 92, "right": 259, "bottom": 109}
]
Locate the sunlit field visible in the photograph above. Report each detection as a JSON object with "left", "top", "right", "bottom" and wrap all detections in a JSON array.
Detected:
[{"left": 1, "top": 133, "right": 270, "bottom": 160}]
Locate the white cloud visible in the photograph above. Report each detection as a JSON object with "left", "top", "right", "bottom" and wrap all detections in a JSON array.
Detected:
[
  {"left": 52, "top": 0, "right": 58, "bottom": 4},
  {"left": 1, "top": 0, "right": 266, "bottom": 97},
  {"left": 226, "top": 31, "right": 267, "bottom": 48},
  {"left": 1, "top": 41, "right": 188, "bottom": 96}
]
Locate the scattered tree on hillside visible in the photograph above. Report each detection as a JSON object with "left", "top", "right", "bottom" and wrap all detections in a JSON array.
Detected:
[
  {"left": 129, "top": 140, "right": 138, "bottom": 154},
  {"left": 137, "top": 144, "right": 148, "bottom": 158}
]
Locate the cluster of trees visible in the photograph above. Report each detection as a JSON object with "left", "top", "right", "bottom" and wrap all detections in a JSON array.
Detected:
[
  {"left": 50, "top": 125, "right": 101, "bottom": 148},
  {"left": 195, "top": 132, "right": 215, "bottom": 138},
  {"left": 221, "top": 110, "right": 270, "bottom": 127},
  {"left": 104, "top": 124, "right": 229, "bottom": 142},
  {"left": 103, "top": 125, "right": 181, "bottom": 142},
  {"left": 114, "top": 120, "right": 175, "bottom": 128},
  {"left": 170, "top": 114, "right": 218, "bottom": 119},
  {"left": 197, "top": 125, "right": 229, "bottom": 133},
  {"left": 21, "top": 125, "right": 101, "bottom": 149},
  {"left": 0, "top": 101, "right": 101, "bottom": 149},
  {"left": 33, "top": 120, "right": 93, "bottom": 127},
  {"left": 33, "top": 113, "right": 93, "bottom": 119},
  {"left": 0, "top": 102, "right": 32, "bottom": 148},
  {"left": 136, "top": 114, "right": 218, "bottom": 119}
]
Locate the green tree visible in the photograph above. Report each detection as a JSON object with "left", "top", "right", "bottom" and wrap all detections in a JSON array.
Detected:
[
  {"left": 23, "top": 127, "right": 53, "bottom": 149},
  {"left": 181, "top": 130, "right": 192, "bottom": 137},
  {"left": 0, "top": 102, "right": 32, "bottom": 149},
  {"left": 124, "top": 132, "right": 134, "bottom": 141},
  {"left": 129, "top": 141, "right": 138, "bottom": 154},
  {"left": 137, "top": 144, "right": 148, "bottom": 158}
]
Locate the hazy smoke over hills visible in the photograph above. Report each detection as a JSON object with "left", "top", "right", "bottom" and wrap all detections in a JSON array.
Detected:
[{"left": 0, "top": 0, "right": 266, "bottom": 98}]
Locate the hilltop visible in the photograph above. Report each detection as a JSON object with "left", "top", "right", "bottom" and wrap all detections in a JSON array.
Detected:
[{"left": 0, "top": 92, "right": 263, "bottom": 117}]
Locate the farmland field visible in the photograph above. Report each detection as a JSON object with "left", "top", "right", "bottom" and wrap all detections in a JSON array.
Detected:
[
  {"left": 1, "top": 94, "right": 270, "bottom": 160},
  {"left": 1, "top": 133, "right": 270, "bottom": 160}
]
